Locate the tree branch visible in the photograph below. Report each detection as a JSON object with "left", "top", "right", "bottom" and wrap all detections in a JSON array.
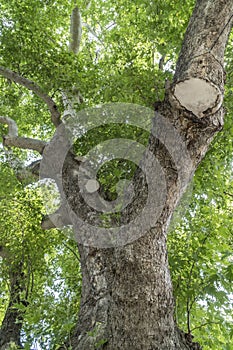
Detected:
[
  {"left": 16, "top": 159, "right": 41, "bottom": 183},
  {"left": 63, "top": 242, "right": 80, "bottom": 262},
  {"left": 0, "top": 116, "right": 18, "bottom": 137},
  {"left": 0, "top": 116, "right": 47, "bottom": 154},
  {"left": 3, "top": 136, "right": 47, "bottom": 154},
  {"left": 0, "top": 66, "right": 61, "bottom": 127},
  {"left": 224, "top": 191, "right": 233, "bottom": 198},
  {"left": 83, "top": 22, "right": 104, "bottom": 44},
  {"left": 41, "top": 204, "right": 72, "bottom": 230},
  {"left": 69, "top": 6, "right": 82, "bottom": 55},
  {"left": 174, "top": 0, "right": 233, "bottom": 80},
  {"left": 0, "top": 259, "right": 27, "bottom": 348},
  {"left": 169, "top": 0, "right": 233, "bottom": 119},
  {"left": 0, "top": 246, "right": 9, "bottom": 259},
  {"left": 191, "top": 321, "right": 220, "bottom": 332}
]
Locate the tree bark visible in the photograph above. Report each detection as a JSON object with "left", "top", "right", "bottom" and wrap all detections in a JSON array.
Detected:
[
  {"left": 0, "top": 259, "right": 28, "bottom": 350},
  {"left": 0, "top": 66, "right": 61, "bottom": 127},
  {"left": 60, "top": 1, "right": 233, "bottom": 349},
  {"left": 0, "top": 115, "right": 47, "bottom": 154}
]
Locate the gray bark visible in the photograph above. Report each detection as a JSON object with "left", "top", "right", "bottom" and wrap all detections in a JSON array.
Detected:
[
  {"left": 59, "top": 1, "right": 233, "bottom": 349},
  {"left": 0, "top": 115, "right": 47, "bottom": 154},
  {"left": 0, "top": 66, "right": 61, "bottom": 127}
]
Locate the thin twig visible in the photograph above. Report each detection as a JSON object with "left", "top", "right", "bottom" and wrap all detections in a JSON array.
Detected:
[
  {"left": 191, "top": 321, "right": 220, "bottom": 332},
  {"left": 63, "top": 242, "right": 80, "bottom": 262}
]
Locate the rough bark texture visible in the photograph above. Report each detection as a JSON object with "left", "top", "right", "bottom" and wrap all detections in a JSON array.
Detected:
[
  {"left": 58, "top": 1, "right": 233, "bottom": 349},
  {"left": 0, "top": 260, "right": 27, "bottom": 350}
]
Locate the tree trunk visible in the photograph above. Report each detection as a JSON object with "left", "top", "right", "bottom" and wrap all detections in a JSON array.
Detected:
[
  {"left": 54, "top": 1, "right": 233, "bottom": 349},
  {"left": 0, "top": 260, "right": 27, "bottom": 349},
  {"left": 69, "top": 234, "right": 200, "bottom": 350},
  {"left": 61, "top": 108, "right": 202, "bottom": 349}
]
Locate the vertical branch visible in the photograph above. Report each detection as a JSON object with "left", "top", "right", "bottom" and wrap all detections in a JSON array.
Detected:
[
  {"left": 186, "top": 300, "right": 191, "bottom": 334},
  {"left": 63, "top": 5, "right": 84, "bottom": 114},
  {"left": 69, "top": 6, "right": 82, "bottom": 55}
]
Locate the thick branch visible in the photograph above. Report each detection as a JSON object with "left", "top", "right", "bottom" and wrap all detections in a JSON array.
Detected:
[
  {"left": 27, "top": 159, "right": 41, "bottom": 176},
  {"left": 0, "top": 116, "right": 18, "bottom": 137},
  {"left": 0, "top": 66, "right": 61, "bottom": 127},
  {"left": 0, "top": 115, "right": 47, "bottom": 154},
  {"left": 69, "top": 6, "right": 82, "bottom": 54},
  {"left": 41, "top": 204, "right": 72, "bottom": 230},
  {"left": 175, "top": 0, "right": 233, "bottom": 79},
  {"left": 16, "top": 160, "right": 41, "bottom": 183},
  {"left": 170, "top": 0, "right": 233, "bottom": 118},
  {"left": 3, "top": 136, "right": 47, "bottom": 154}
]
